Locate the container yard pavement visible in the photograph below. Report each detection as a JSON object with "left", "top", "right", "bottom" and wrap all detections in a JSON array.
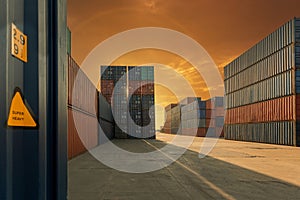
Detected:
[{"left": 68, "top": 133, "right": 300, "bottom": 200}]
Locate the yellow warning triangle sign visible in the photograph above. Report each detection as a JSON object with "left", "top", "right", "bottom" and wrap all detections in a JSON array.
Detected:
[{"left": 7, "top": 88, "right": 37, "bottom": 128}]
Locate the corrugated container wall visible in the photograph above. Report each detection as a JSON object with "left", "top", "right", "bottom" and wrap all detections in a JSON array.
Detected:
[
  {"left": 101, "top": 66, "right": 128, "bottom": 139},
  {"left": 162, "top": 104, "right": 177, "bottom": 134},
  {"left": 127, "top": 66, "right": 156, "bottom": 139},
  {"left": 224, "top": 18, "right": 300, "bottom": 146},
  {"left": 99, "top": 93, "right": 114, "bottom": 142},
  {"left": 68, "top": 55, "right": 100, "bottom": 159}
]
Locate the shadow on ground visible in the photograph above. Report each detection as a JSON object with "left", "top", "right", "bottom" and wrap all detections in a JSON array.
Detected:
[{"left": 68, "top": 139, "right": 300, "bottom": 200}]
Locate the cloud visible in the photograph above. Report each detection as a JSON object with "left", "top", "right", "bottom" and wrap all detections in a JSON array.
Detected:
[{"left": 144, "top": 0, "right": 157, "bottom": 10}]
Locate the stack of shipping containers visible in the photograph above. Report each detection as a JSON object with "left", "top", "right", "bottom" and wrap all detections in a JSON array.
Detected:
[
  {"left": 206, "top": 97, "right": 224, "bottom": 137},
  {"left": 128, "top": 67, "right": 143, "bottom": 138},
  {"left": 68, "top": 55, "right": 99, "bottom": 159},
  {"left": 224, "top": 18, "right": 300, "bottom": 146},
  {"left": 181, "top": 98, "right": 207, "bottom": 136},
  {"left": 178, "top": 97, "right": 201, "bottom": 135},
  {"left": 171, "top": 105, "right": 181, "bottom": 134},
  {"left": 140, "top": 67, "right": 156, "bottom": 139},
  {"left": 113, "top": 67, "right": 128, "bottom": 139},
  {"left": 163, "top": 97, "right": 224, "bottom": 137},
  {"left": 163, "top": 104, "right": 177, "bottom": 134},
  {"left": 101, "top": 66, "right": 156, "bottom": 139},
  {"left": 67, "top": 29, "right": 114, "bottom": 159},
  {"left": 101, "top": 66, "right": 128, "bottom": 139}
]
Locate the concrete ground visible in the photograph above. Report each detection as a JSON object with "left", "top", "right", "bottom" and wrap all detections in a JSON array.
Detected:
[{"left": 68, "top": 133, "right": 300, "bottom": 200}]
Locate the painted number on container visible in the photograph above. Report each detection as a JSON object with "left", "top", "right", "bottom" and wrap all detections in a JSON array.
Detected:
[{"left": 11, "top": 23, "right": 27, "bottom": 63}]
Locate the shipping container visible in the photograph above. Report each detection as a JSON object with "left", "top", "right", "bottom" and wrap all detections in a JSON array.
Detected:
[
  {"left": 166, "top": 104, "right": 181, "bottom": 134},
  {"left": 141, "top": 82, "right": 155, "bottom": 95},
  {"left": 101, "top": 80, "right": 114, "bottom": 94},
  {"left": 128, "top": 126, "right": 142, "bottom": 139},
  {"left": 115, "top": 125, "right": 128, "bottom": 139},
  {"left": 142, "top": 127, "right": 156, "bottom": 139},
  {"left": 98, "top": 118, "right": 114, "bottom": 144},
  {"left": 206, "top": 128, "right": 216, "bottom": 137},
  {"left": 178, "top": 97, "right": 224, "bottom": 137},
  {"left": 224, "top": 19, "right": 295, "bottom": 79},
  {"left": 142, "top": 109, "right": 155, "bottom": 125},
  {"left": 101, "top": 65, "right": 127, "bottom": 82},
  {"left": 225, "top": 70, "right": 293, "bottom": 109},
  {"left": 128, "top": 66, "right": 141, "bottom": 80},
  {"left": 128, "top": 80, "right": 142, "bottom": 95},
  {"left": 206, "top": 97, "right": 224, "bottom": 109},
  {"left": 69, "top": 70, "right": 98, "bottom": 114},
  {"left": 225, "top": 95, "right": 295, "bottom": 124},
  {"left": 205, "top": 118, "right": 215, "bottom": 128},
  {"left": 181, "top": 128, "right": 207, "bottom": 137},
  {"left": 224, "top": 121, "right": 294, "bottom": 145},
  {"left": 141, "top": 95, "right": 155, "bottom": 109},
  {"left": 68, "top": 107, "right": 98, "bottom": 159},
  {"left": 215, "top": 116, "right": 224, "bottom": 127},
  {"left": 165, "top": 104, "right": 178, "bottom": 112}
]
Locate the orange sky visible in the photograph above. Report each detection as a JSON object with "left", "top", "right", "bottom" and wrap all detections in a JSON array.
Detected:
[
  {"left": 67, "top": 0, "right": 300, "bottom": 128},
  {"left": 68, "top": 0, "right": 300, "bottom": 67}
]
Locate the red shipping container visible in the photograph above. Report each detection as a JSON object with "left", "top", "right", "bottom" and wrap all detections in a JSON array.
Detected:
[{"left": 225, "top": 95, "right": 295, "bottom": 124}]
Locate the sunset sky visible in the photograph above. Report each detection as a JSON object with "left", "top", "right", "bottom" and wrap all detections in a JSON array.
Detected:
[{"left": 67, "top": 0, "right": 300, "bottom": 129}]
